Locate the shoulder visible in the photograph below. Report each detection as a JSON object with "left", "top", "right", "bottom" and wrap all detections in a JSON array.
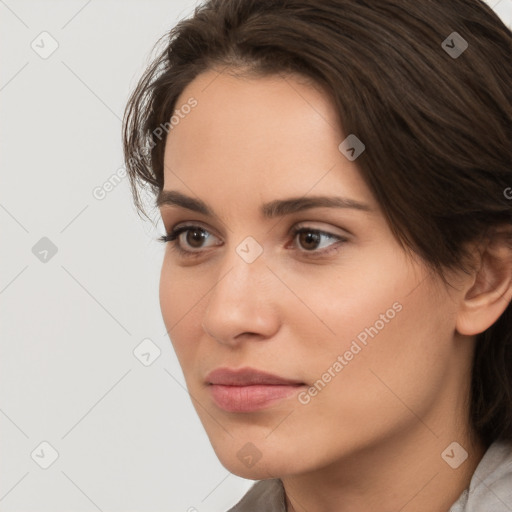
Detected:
[
  {"left": 226, "top": 478, "right": 286, "bottom": 512},
  {"left": 450, "top": 439, "right": 512, "bottom": 511}
]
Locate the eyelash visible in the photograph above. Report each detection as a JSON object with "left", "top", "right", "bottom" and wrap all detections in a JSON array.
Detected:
[{"left": 157, "top": 224, "right": 348, "bottom": 259}]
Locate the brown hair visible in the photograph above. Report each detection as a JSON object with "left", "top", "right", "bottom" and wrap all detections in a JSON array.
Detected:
[{"left": 122, "top": 0, "right": 512, "bottom": 446}]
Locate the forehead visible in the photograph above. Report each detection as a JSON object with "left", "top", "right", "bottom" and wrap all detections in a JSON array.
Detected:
[
  {"left": 161, "top": 69, "right": 374, "bottom": 213},
  {"left": 165, "top": 68, "right": 341, "bottom": 159}
]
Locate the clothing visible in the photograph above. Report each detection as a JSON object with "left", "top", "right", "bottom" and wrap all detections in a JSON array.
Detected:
[{"left": 226, "top": 439, "right": 512, "bottom": 511}]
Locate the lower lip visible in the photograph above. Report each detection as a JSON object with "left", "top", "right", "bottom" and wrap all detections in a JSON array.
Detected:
[{"left": 209, "top": 384, "right": 305, "bottom": 412}]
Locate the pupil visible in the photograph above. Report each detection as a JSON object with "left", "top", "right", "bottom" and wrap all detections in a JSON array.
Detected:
[
  {"left": 301, "top": 231, "right": 319, "bottom": 250},
  {"left": 187, "top": 229, "right": 205, "bottom": 248}
]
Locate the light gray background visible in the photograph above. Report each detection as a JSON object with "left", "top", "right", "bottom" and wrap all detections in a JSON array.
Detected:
[{"left": 1, "top": 1, "right": 511, "bottom": 511}]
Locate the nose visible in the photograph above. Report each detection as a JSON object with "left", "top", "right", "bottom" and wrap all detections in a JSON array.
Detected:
[{"left": 200, "top": 244, "right": 280, "bottom": 347}]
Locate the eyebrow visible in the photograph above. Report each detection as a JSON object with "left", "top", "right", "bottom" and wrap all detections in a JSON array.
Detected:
[{"left": 155, "top": 190, "right": 372, "bottom": 218}]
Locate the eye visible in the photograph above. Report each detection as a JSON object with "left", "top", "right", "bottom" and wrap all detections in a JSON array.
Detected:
[
  {"left": 289, "top": 225, "right": 347, "bottom": 256},
  {"left": 157, "top": 225, "right": 220, "bottom": 257},
  {"left": 157, "top": 223, "right": 348, "bottom": 258}
]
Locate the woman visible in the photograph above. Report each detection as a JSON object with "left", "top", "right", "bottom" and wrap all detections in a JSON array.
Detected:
[{"left": 122, "top": 0, "right": 512, "bottom": 510}]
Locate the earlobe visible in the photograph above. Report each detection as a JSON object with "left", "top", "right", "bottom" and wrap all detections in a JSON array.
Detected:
[{"left": 456, "top": 233, "right": 512, "bottom": 336}]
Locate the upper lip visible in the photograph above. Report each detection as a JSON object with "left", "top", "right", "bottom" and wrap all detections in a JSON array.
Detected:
[{"left": 205, "top": 367, "right": 305, "bottom": 386}]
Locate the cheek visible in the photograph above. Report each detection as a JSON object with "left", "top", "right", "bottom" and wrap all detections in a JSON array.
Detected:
[
  {"left": 311, "top": 271, "right": 456, "bottom": 427},
  {"left": 292, "top": 252, "right": 454, "bottom": 412},
  {"left": 279, "top": 250, "right": 407, "bottom": 360}
]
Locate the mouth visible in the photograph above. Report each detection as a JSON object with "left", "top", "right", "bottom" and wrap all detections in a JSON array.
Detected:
[{"left": 205, "top": 367, "right": 307, "bottom": 413}]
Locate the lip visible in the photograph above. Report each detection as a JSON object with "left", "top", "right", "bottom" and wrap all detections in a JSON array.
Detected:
[
  {"left": 206, "top": 367, "right": 305, "bottom": 386},
  {"left": 205, "top": 367, "right": 306, "bottom": 413}
]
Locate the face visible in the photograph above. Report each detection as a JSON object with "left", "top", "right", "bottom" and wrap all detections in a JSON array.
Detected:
[{"left": 158, "top": 69, "right": 470, "bottom": 479}]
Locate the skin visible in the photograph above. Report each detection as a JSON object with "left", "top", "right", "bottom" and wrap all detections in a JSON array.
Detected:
[{"left": 158, "top": 68, "right": 512, "bottom": 512}]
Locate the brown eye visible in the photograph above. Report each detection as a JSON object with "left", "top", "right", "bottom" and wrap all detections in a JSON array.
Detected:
[
  {"left": 158, "top": 225, "right": 220, "bottom": 257},
  {"left": 158, "top": 224, "right": 347, "bottom": 259},
  {"left": 297, "top": 230, "right": 322, "bottom": 251},
  {"left": 183, "top": 228, "right": 209, "bottom": 249},
  {"left": 292, "top": 227, "right": 345, "bottom": 255}
]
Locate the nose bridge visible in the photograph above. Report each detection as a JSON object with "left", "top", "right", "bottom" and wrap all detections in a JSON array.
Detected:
[
  {"left": 209, "top": 234, "right": 267, "bottom": 307},
  {"left": 201, "top": 234, "right": 274, "bottom": 341}
]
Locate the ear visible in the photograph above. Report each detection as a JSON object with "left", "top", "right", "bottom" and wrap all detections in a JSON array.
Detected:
[{"left": 456, "top": 227, "right": 512, "bottom": 336}]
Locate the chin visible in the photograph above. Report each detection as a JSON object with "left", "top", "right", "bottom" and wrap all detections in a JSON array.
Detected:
[
  {"left": 209, "top": 436, "right": 304, "bottom": 480},
  {"left": 217, "top": 453, "right": 290, "bottom": 480}
]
